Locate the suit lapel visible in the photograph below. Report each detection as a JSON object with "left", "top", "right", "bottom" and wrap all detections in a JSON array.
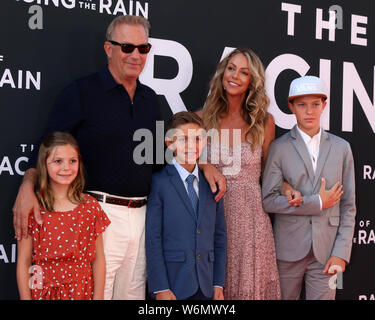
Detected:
[
  {"left": 197, "top": 170, "right": 208, "bottom": 227},
  {"left": 291, "top": 126, "right": 315, "bottom": 185},
  {"left": 166, "top": 164, "right": 197, "bottom": 222},
  {"left": 312, "top": 130, "right": 331, "bottom": 190}
]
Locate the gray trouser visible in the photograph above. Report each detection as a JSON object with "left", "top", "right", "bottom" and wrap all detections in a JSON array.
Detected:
[{"left": 277, "top": 249, "right": 336, "bottom": 300}]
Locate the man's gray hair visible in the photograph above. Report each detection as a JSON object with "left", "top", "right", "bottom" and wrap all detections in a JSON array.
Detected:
[{"left": 106, "top": 15, "right": 150, "bottom": 40}]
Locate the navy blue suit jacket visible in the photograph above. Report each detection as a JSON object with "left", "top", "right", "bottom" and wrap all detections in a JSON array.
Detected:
[{"left": 145, "top": 164, "right": 226, "bottom": 299}]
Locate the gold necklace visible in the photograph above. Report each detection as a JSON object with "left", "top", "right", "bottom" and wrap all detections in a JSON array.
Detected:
[{"left": 55, "top": 194, "right": 67, "bottom": 199}]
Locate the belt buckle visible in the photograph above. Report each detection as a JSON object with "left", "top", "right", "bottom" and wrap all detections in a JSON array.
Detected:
[{"left": 128, "top": 200, "right": 132, "bottom": 208}]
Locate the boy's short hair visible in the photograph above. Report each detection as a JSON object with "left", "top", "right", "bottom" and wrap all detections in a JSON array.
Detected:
[{"left": 166, "top": 111, "right": 203, "bottom": 132}]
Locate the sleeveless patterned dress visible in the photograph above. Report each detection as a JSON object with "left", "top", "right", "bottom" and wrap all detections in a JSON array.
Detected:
[{"left": 207, "top": 141, "right": 281, "bottom": 300}]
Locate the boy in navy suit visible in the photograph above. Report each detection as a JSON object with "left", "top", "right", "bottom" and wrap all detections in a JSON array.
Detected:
[{"left": 146, "top": 111, "right": 226, "bottom": 300}]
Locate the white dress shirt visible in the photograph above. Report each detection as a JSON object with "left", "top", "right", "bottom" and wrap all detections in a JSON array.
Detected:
[
  {"left": 296, "top": 126, "right": 323, "bottom": 210},
  {"left": 296, "top": 126, "right": 321, "bottom": 172}
]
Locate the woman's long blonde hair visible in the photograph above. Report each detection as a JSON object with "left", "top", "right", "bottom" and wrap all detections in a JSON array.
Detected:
[
  {"left": 202, "top": 48, "right": 270, "bottom": 151},
  {"left": 35, "top": 132, "right": 85, "bottom": 212}
]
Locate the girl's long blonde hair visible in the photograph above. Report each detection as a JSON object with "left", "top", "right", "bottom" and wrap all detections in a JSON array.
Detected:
[
  {"left": 202, "top": 48, "right": 270, "bottom": 151},
  {"left": 35, "top": 132, "right": 85, "bottom": 212}
]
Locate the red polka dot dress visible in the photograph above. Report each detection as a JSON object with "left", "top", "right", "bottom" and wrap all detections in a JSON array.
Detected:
[{"left": 28, "top": 194, "right": 110, "bottom": 300}]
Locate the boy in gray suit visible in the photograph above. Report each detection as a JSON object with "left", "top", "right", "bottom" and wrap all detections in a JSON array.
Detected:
[{"left": 262, "top": 76, "right": 356, "bottom": 300}]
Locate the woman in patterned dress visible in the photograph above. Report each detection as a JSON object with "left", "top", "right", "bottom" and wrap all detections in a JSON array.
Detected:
[
  {"left": 199, "top": 48, "right": 282, "bottom": 299},
  {"left": 16, "top": 132, "right": 110, "bottom": 300}
]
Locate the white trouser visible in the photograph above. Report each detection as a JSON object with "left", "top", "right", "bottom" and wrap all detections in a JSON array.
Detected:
[{"left": 89, "top": 191, "right": 147, "bottom": 300}]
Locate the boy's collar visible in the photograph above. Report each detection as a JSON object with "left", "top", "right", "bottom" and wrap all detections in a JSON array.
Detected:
[
  {"left": 171, "top": 158, "right": 199, "bottom": 181},
  {"left": 296, "top": 125, "right": 322, "bottom": 142}
]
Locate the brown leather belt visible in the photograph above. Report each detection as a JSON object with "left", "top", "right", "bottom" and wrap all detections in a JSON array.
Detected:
[{"left": 87, "top": 192, "right": 147, "bottom": 208}]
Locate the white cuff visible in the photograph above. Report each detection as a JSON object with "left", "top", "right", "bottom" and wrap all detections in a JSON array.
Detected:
[
  {"left": 318, "top": 195, "right": 322, "bottom": 210},
  {"left": 154, "top": 289, "right": 170, "bottom": 294}
]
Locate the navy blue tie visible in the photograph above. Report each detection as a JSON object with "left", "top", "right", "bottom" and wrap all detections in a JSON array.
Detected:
[{"left": 186, "top": 174, "right": 199, "bottom": 218}]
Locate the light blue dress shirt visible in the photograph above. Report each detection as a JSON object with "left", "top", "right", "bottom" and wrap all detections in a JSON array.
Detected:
[{"left": 172, "top": 158, "right": 199, "bottom": 198}]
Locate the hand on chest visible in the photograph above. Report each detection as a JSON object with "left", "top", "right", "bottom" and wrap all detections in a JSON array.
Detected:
[{"left": 281, "top": 146, "right": 342, "bottom": 193}]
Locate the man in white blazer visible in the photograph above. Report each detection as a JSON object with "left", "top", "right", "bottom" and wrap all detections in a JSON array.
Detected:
[{"left": 262, "top": 76, "right": 356, "bottom": 300}]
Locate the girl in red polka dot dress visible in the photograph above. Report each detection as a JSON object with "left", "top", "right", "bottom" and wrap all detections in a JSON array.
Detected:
[{"left": 16, "top": 132, "right": 110, "bottom": 300}]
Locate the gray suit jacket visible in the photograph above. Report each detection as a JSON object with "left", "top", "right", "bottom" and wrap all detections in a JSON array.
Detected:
[{"left": 262, "top": 125, "right": 356, "bottom": 265}]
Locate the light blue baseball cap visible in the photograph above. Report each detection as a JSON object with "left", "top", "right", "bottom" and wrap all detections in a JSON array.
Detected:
[{"left": 288, "top": 75, "right": 327, "bottom": 101}]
